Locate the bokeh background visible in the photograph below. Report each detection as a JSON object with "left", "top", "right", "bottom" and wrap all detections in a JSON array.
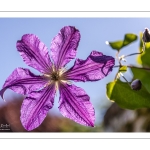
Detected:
[{"left": 0, "top": 18, "right": 150, "bottom": 132}]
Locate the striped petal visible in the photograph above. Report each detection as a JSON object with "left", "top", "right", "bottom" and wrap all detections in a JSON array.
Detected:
[
  {"left": 59, "top": 83, "right": 95, "bottom": 127},
  {"left": 65, "top": 51, "right": 115, "bottom": 82},
  {"left": 50, "top": 26, "right": 80, "bottom": 69},
  {"left": 0, "top": 68, "right": 47, "bottom": 100},
  {"left": 21, "top": 84, "right": 56, "bottom": 131},
  {"left": 17, "top": 34, "right": 52, "bottom": 73}
]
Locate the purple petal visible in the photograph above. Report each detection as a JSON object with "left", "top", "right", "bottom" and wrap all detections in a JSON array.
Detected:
[
  {"left": 0, "top": 68, "right": 47, "bottom": 100},
  {"left": 17, "top": 34, "right": 52, "bottom": 73},
  {"left": 50, "top": 26, "right": 80, "bottom": 69},
  {"left": 21, "top": 85, "right": 56, "bottom": 131},
  {"left": 65, "top": 51, "right": 115, "bottom": 82},
  {"left": 59, "top": 83, "right": 95, "bottom": 127}
]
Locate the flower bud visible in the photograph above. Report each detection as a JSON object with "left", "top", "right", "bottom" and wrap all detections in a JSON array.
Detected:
[
  {"left": 143, "top": 28, "right": 150, "bottom": 42},
  {"left": 130, "top": 79, "right": 142, "bottom": 91}
]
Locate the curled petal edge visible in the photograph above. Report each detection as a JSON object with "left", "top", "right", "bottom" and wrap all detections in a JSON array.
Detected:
[{"left": 65, "top": 50, "right": 115, "bottom": 82}]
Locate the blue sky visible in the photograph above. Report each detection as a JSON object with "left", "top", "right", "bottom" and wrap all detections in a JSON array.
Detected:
[{"left": 0, "top": 18, "right": 149, "bottom": 125}]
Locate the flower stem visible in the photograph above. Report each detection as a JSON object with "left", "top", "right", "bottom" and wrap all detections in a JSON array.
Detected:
[
  {"left": 116, "top": 51, "right": 121, "bottom": 66},
  {"left": 114, "top": 50, "right": 121, "bottom": 80}
]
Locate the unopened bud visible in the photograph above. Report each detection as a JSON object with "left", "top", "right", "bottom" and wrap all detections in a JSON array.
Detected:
[
  {"left": 143, "top": 28, "right": 150, "bottom": 42},
  {"left": 130, "top": 79, "right": 142, "bottom": 91}
]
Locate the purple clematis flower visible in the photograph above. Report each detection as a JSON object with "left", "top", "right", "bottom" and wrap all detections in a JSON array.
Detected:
[{"left": 0, "top": 26, "right": 115, "bottom": 131}]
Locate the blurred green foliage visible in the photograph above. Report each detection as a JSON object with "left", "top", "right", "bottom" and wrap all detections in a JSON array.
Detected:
[
  {"left": 107, "top": 80, "right": 150, "bottom": 109},
  {"left": 137, "top": 32, "right": 150, "bottom": 66},
  {"left": 131, "top": 67, "right": 150, "bottom": 93},
  {"left": 106, "top": 32, "right": 150, "bottom": 110}
]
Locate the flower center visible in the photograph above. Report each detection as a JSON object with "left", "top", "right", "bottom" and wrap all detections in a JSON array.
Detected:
[
  {"left": 43, "top": 67, "right": 71, "bottom": 91},
  {"left": 51, "top": 72, "right": 60, "bottom": 81},
  {"left": 43, "top": 66, "right": 67, "bottom": 84}
]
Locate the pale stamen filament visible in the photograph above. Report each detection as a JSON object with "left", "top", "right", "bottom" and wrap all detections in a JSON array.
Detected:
[{"left": 61, "top": 80, "right": 72, "bottom": 85}]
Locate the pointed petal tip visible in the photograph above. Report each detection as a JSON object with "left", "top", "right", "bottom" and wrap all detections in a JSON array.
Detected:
[
  {"left": 21, "top": 121, "right": 34, "bottom": 131},
  {"left": 1, "top": 68, "right": 47, "bottom": 97},
  {"left": 91, "top": 123, "right": 95, "bottom": 127},
  {"left": 20, "top": 85, "right": 56, "bottom": 131},
  {"left": 22, "top": 124, "right": 31, "bottom": 131},
  {"left": 77, "top": 119, "right": 95, "bottom": 127},
  {"left": 50, "top": 25, "right": 80, "bottom": 69},
  {"left": 0, "top": 88, "right": 6, "bottom": 102},
  {"left": 20, "top": 115, "right": 34, "bottom": 131},
  {"left": 17, "top": 34, "right": 52, "bottom": 73},
  {"left": 87, "top": 121, "right": 95, "bottom": 127}
]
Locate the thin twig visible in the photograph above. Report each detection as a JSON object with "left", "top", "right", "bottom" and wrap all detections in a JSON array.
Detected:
[
  {"left": 124, "top": 51, "right": 143, "bottom": 58},
  {"left": 114, "top": 42, "right": 145, "bottom": 80},
  {"left": 113, "top": 65, "right": 121, "bottom": 68},
  {"left": 113, "top": 65, "right": 150, "bottom": 71},
  {"left": 120, "top": 72, "right": 131, "bottom": 86},
  {"left": 127, "top": 65, "right": 150, "bottom": 71}
]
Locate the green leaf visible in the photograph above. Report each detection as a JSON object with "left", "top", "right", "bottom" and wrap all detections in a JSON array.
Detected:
[
  {"left": 119, "top": 66, "right": 127, "bottom": 73},
  {"left": 106, "top": 80, "right": 150, "bottom": 109},
  {"left": 131, "top": 67, "right": 150, "bottom": 93},
  {"left": 123, "top": 34, "right": 138, "bottom": 47},
  {"left": 137, "top": 32, "right": 150, "bottom": 66},
  {"left": 107, "top": 33, "right": 137, "bottom": 51},
  {"left": 108, "top": 41, "right": 123, "bottom": 51}
]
